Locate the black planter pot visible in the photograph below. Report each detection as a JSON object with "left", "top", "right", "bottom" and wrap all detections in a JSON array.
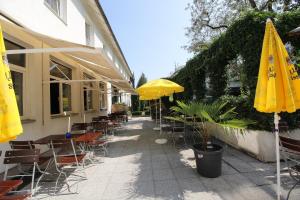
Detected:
[{"left": 193, "top": 143, "right": 224, "bottom": 178}]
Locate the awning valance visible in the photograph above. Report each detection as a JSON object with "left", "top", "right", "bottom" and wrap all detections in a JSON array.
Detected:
[{"left": 0, "top": 18, "right": 134, "bottom": 93}]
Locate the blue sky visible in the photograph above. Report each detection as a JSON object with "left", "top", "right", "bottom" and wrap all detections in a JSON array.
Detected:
[{"left": 100, "top": 0, "right": 192, "bottom": 85}]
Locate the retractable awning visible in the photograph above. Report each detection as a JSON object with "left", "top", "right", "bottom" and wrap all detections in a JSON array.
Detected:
[{"left": 0, "top": 18, "right": 134, "bottom": 93}]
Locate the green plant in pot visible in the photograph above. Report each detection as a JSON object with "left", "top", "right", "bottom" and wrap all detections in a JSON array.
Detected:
[{"left": 167, "top": 101, "right": 254, "bottom": 178}]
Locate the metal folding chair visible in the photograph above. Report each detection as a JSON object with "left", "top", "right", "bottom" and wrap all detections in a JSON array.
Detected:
[
  {"left": 49, "top": 139, "right": 87, "bottom": 194},
  {"left": 279, "top": 136, "right": 300, "bottom": 200},
  {"left": 3, "top": 149, "right": 46, "bottom": 196}
]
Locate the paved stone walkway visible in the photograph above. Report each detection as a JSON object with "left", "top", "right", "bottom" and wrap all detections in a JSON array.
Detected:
[{"left": 34, "top": 117, "right": 300, "bottom": 200}]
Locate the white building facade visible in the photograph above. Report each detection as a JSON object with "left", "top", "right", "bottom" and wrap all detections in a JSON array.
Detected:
[{"left": 0, "top": 0, "right": 133, "bottom": 171}]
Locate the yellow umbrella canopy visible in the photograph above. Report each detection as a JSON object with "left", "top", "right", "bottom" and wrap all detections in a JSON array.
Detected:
[
  {"left": 136, "top": 79, "right": 184, "bottom": 97},
  {"left": 0, "top": 25, "right": 23, "bottom": 142},
  {"left": 139, "top": 94, "right": 160, "bottom": 101},
  {"left": 254, "top": 19, "right": 300, "bottom": 113},
  {"left": 254, "top": 19, "right": 300, "bottom": 200}
]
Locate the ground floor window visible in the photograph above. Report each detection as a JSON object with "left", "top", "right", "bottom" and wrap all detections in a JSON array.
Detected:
[
  {"left": 83, "top": 74, "right": 95, "bottom": 111},
  {"left": 112, "top": 86, "right": 119, "bottom": 104},
  {"left": 11, "top": 70, "right": 24, "bottom": 116},
  {"left": 50, "top": 60, "right": 72, "bottom": 115},
  {"left": 99, "top": 82, "right": 107, "bottom": 109},
  {"left": 4, "top": 39, "right": 26, "bottom": 117}
]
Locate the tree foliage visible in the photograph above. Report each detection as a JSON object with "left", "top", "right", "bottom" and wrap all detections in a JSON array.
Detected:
[
  {"left": 173, "top": 10, "right": 300, "bottom": 130},
  {"left": 136, "top": 73, "right": 148, "bottom": 88},
  {"left": 185, "top": 0, "right": 300, "bottom": 52},
  {"left": 136, "top": 73, "right": 148, "bottom": 111}
]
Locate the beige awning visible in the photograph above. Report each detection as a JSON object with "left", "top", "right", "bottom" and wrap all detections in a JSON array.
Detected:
[{"left": 0, "top": 18, "right": 134, "bottom": 93}]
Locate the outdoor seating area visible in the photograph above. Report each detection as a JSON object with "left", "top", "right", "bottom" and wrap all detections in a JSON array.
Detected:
[
  {"left": 0, "top": 115, "right": 124, "bottom": 199},
  {"left": 2, "top": 1, "right": 300, "bottom": 200},
  {"left": 4, "top": 117, "right": 295, "bottom": 200}
]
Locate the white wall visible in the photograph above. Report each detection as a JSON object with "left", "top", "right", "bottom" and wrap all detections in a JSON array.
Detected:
[{"left": 0, "top": 0, "right": 86, "bottom": 45}]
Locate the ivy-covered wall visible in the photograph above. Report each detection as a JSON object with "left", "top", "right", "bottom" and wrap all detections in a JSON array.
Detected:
[{"left": 172, "top": 11, "right": 300, "bottom": 130}]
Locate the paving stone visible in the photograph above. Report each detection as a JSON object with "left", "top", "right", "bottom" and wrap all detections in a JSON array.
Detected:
[
  {"left": 101, "top": 181, "right": 134, "bottom": 200},
  {"left": 32, "top": 118, "right": 300, "bottom": 200},
  {"left": 152, "top": 160, "right": 170, "bottom": 169},
  {"left": 221, "top": 163, "right": 237, "bottom": 175},
  {"left": 223, "top": 157, "right": 255, "bottom": 173},
  {"left": 173, "top": 167, "right": 198, "bottom": 179},
  {"left": 154, "top": 179, "right": 184, "bottom": 200},
  {"left": 153, "top": 168, "right": 175, "bottom": 181},
  {"left": 222, "top": 173, "right": 255, "bottom": 188},
  {"left": 201, "top": 176, "right": 232, "bottom": 192},
  {"left": 243, "top": 170, "right": 275, "bottom": 186}
]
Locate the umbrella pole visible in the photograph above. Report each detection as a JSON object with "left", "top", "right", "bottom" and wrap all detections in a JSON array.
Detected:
[
  {"left": 160, "top": 98, "right": 162, "bottom": 135},
  {"left": 156, "top": 100, "right": 158, "bottom": 124},
  {"left": 149, "top": 101, "right": 152, "bottom": 118},
  {"left": 274, "top": 113, "right": 281, "bottom": 200}
]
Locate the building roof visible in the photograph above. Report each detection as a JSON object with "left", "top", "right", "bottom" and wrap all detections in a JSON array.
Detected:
[{"left": 94, "top": 1, "right": 133, "bottom": 77}]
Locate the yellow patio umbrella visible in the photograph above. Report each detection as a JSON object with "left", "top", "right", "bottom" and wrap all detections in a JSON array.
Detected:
[
  {"left": 254, "top": 19, "right": 300, "bottom": 200},
  {"left": 136, "top": 79, "right": 184, "bottom": 97},
  {"left": 0, "top": 25, "right": 23, "bottom": 142},
  {"left": 136, "top": 79, "right": 184, "bottom": 135}
]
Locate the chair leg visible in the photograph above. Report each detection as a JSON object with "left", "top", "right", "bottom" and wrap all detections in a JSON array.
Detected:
[
  {"left": 31, "top": 164, "right": 36, "bottom": 196},
  {"left": 54, "top": 172, "right": 62, "bottom": 194},
  {"left": 287, "top": 179, "right": 300, "bottom": 200},
  {"left": 35, "top": 161, "right": 52, "bottom": 195}
]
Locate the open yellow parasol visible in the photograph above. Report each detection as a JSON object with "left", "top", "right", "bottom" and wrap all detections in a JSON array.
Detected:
[
  {"left": 136, "top": 79, "right": 184, "bottom": 97},
  {"left": 0, "top": 25, "right": 23, "bottom": 142},
  {"left": 254, "top": 19, "right": 300, "bottom": 200},
  {"left": 136, "top": 79, "right": 184, "bottom": 135}
]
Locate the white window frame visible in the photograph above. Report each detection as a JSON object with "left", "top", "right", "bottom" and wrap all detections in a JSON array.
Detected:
[
  {"left": 44, "top": 0, "right": 67, "bottom": 24},
  {"left": 4, "top": 37, "right": 28, "bottom": 119},
  {"left": 85, "top": 22, "right": 94, "bottom": 46},
  {"left": 83, "top": 74, "right": 95, "bottom": 111},
  {"left": 99, "top": 82, "right": 107, "bottom": 110},
  {"left": 50, "top": 60, "right": 72, "bottom": 115},
  {"left": 9, "top": 63, "right": 26, "bottom": 118}
]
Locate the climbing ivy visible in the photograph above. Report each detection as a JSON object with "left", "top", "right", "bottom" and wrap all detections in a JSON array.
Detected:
[{"left": 172, "top": 11, "right": 300, "bottom": 130}]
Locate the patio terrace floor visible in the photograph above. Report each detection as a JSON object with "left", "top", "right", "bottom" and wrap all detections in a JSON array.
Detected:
[{"left": 33, "top": 117, "right": 300, "bottom": 200}]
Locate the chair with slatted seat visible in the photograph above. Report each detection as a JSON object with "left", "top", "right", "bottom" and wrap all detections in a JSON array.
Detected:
[
  {"left": 0, "top": 193, "right": 31, "bottom": 200},
  {"left": 50, "top": 139, "right": 87, "bottom": 194},
  {"left": 9, "top": 141, "right": 53, "bottom": 172},
  {"left": 171, "top": 120, "right": 187, "bottom": 147},
  {"left": 3, "top": 149, "right": 45, "bottom": 196},
  {"left": 0, "top": 152, "right": 31, "bottom": 200},
  {"left": 279, "top": 136, "right": 300, "bottom": 200}
]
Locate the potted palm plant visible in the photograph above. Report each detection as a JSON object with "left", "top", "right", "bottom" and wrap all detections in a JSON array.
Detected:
[{"left": 168, "top": 101, "right": 254, "bottom": 178}]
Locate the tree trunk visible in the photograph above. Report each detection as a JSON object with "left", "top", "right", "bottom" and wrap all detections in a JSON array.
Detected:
[
  {"left": 248, "top": 0, "right": 258, "bottom": 9},
  {"left": 267, "top": 1, "right": 273, "bottom": 12},
  {"left": 283, "top": 0, "right": 291, "bottom": 11}
]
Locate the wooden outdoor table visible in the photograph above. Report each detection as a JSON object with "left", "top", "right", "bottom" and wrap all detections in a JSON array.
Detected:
[
  {"left": 75, "top": 132, "right": 102, "bottom": 143},
  {"left": 34, "top": 133, "right": 84, "bottom": 145}
]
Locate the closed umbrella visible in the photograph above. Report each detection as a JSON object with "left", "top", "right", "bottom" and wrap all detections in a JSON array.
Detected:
[
  {"left": 254, "top": 19, "right": 300, "bottom": 200},
  {"left": 136, "top": 79, "right": 184, "bottom": 135},
  {"left": 0, "top": 25, "right": 23, "bottom": 142}
]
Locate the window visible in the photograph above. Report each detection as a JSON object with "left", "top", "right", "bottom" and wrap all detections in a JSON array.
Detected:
[
  {"left": 83, "top": 74, "right": 95, "bottom": 111},
  {"left": 11, "top": 71, "right": 23, "bottom": 116},
  {"left": 112, "top": 86, "right": 119, "bottom": 104},
  {"left": 50, "top": 60, "right": 72, "bottom": 115},
  {"left": 85, "top": 22, "right": 94, "bottom": 46},
  {"left": 4, "top": 39, "right": 26, "bottom": 116},
  {"left": 99, "top": 82, "right": 107, "bottom": 109},
  {"left": 44, "top": 0, "right": 67, "bottom": 23}
]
